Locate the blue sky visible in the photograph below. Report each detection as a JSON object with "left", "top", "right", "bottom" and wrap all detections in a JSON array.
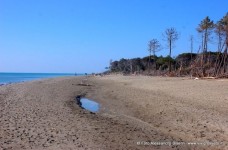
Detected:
[{"left": 0, "top": 0, "right": 227, "bottom": 73}]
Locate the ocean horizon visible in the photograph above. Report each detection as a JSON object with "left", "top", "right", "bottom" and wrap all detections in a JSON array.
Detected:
[{"left": 0, "top": 72, "right": 83, "bottom": 84}]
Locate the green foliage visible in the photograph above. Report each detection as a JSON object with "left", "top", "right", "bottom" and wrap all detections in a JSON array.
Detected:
[
  {"left": 156, "top": 56, "right": 175, "bottom": 65},
  {"left": 198, "top": 16, "right": 214, "bottom": 31}
]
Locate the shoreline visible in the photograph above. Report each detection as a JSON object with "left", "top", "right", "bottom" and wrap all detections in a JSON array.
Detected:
[
  {"left": 0, "top": 72, "right": 82, "bottom": 86},
  {"left": 0, "top": 76, "right": 227, "bottom": 149},
  {"left": 0, "top": 75, "right": 87, "bottom": 86}
]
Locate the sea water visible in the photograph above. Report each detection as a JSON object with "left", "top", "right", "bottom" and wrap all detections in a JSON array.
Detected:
[{"left": 0, "top": 72, "right": 78, "bottom": 84}]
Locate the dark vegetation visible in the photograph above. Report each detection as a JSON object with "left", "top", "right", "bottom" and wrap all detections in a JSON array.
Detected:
[{"left": 107, "top": 13, "right": 228, "bottom": 78}]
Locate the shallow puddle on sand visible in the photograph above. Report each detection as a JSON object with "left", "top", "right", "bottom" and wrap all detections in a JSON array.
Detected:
[{"left": 80, "top": 98, "right": 100, "bottom": 112}]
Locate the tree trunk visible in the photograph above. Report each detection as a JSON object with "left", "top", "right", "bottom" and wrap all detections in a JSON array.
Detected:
[
  {"left": 148, "top": 52, "right": 151, "bottom": 74},
  {"left": 169, "top": 40, "right": 172, "bottom": 73},
  {"left": 223, "top": 47, "right": 228, "bottom": 73},
  {"left": 204, "top": 29, "right": 208, "bottom": 52},
  {"left": 190, "top": 36, "right": 193, "bottom": 64}
]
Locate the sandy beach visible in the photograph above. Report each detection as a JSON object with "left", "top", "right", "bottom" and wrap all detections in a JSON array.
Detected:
[{"left": 0, "top": 76, "right": 228, "bottom": 150}]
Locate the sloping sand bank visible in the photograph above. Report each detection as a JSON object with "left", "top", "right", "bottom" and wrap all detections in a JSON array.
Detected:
[{"left": 0, "top": 76, "right": 227, "bottom": 150}]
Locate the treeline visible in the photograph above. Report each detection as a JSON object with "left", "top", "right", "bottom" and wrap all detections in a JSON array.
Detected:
[
  {"left": 110, "top": 53, "right": 194, "bottom": 75},
  {"left": 109, "top": 52, "right": 222, "bottom": 76},
  {"left": 108, "top": 13, "right": 228, "bottom": 78}
]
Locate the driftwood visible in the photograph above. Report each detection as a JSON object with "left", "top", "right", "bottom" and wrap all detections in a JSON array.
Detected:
[
  {"left": 216, "top": 73, "right": 228, "bottom": 78},
  {"left": 201, "top": 77, "right": 216, "bottom": 79},
  {"left": 76, "top": 83, "right": 92, "bottom": 86}
]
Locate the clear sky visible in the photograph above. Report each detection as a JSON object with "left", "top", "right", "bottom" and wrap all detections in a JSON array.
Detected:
[{"left": 0, "top": 0, "right": 227, "bottom": 73}]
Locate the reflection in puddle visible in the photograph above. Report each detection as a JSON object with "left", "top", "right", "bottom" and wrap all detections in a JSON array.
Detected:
[{"left": 77, "top": 97, "right": 100, "bottom": 112}]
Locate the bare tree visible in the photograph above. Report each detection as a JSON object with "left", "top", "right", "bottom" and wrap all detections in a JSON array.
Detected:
[
  {"left": 148, "top": 39, "right": 161, "bottom": 72},
  {"left": 163, "top": 27, "right": 179, "bottom": 73}
]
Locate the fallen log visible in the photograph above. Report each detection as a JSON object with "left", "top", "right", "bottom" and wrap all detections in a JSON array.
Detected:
[
  {"left": 201, "top": 77, "right": 216, "bottom": 79},
  {"left": 77, "top": 83, "right": 92, "bottom": 86}
]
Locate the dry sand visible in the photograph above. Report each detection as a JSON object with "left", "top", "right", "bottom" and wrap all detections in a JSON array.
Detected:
[{"left": 0, "top": 75, "right": 228, "bottom": 150}]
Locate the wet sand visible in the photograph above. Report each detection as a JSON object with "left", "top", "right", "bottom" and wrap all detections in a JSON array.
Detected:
[{"left": 0, "top": 76, "right": 228, "bottom": 150}]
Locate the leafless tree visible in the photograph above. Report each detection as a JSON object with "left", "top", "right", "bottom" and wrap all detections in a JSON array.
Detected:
[
  {"left": 148, "top": 39, "right": 161, "bottom": 72},
  {"left": 163, "top": 27, "right": 179, "bottom": 73}
]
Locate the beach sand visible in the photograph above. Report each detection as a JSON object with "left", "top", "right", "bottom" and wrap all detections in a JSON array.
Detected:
[{"left": 0, "top": 76, "right": 228, "bottom": 150}]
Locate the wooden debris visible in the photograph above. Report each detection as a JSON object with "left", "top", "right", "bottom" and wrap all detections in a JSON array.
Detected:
[
  {"left": 76, "top": 83, "right": 92, "bottom": 86},
  {"left": 201, "top": 77, "right": 216, "bottom": 79}
]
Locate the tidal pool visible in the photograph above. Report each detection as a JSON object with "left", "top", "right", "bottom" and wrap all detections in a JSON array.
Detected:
[{"left": 79, "top": 98, "right": 100, "bottom": 112}]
